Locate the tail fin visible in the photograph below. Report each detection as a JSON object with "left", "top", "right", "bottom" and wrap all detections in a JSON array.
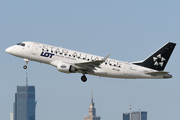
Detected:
[{"left": 134, "top": 42, "right": 176, "bottom": 71}]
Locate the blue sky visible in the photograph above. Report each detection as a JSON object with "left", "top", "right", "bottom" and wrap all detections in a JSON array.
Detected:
[{"left": 1, "top": 1, "right": 180, "bottom": 120}]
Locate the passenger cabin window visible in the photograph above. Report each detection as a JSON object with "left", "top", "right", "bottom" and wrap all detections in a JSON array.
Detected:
[{"left": 17, "top": 43, "right": 25, "bottom": 47}]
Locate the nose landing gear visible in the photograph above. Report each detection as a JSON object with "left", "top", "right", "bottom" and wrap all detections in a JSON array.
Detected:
[
  {"left": 23, "top": 65, "right": 27, "bottom": 69},
  {"left": 23, "top": 59, "right": 29, "bottom": 69}
]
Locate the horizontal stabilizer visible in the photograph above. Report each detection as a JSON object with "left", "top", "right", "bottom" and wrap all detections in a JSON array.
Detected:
[
  {"left": 146, "top": 71, "right": 169, "bottom": 75},
  {"left": 146, "top": 71, "right": 172, "bottom": 78}
]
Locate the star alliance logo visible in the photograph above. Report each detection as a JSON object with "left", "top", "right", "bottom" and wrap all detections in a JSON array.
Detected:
[{"left": 153, "top": 54, "right": 166, "bottom": 67}]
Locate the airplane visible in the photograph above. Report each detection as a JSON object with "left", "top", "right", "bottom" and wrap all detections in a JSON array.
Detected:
[{"left": 5, "top": 41, "right": 176, "bottom": 82}]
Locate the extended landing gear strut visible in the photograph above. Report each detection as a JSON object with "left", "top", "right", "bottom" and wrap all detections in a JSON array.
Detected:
[
  {"left": 81, "top": 74, "right": 87, "bottom": 82},
  {"left": 23, "top": 59, "right": 29, "bottom": 69}
]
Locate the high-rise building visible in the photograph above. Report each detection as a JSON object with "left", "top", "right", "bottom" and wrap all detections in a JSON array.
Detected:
[
  {"left": 84, "top": 91, "right": 101, "bottom": 120},
  {"left": 123, "top": 110, "right": 147, "bottom": 120},
  {"left": 13, "top": 86, "right": 36, "bottom": 120}
]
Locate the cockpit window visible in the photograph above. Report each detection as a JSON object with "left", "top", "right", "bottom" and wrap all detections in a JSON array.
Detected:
[
  {"left": 21, "top": 43, "right": 25, "bottom": 47},
  {"left": 17, "top": 43, "right": 25, "bottom": 47}
]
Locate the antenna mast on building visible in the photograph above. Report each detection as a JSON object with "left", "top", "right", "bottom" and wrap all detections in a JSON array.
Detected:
[
  {"left": 139, "top": 109, "right": 141, "bottom": 120},
  {"left": 26, "top": 69, "right": 28, "bottom": 86},
  {"left": 25, "top": 69, "right": 28, "bottom": 101},
  {"left": 129, "top": 103, "right": 131, "bottom": 120}
]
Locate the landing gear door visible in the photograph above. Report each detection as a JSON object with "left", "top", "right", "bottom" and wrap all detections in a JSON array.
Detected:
[{"left": 32, "top": 43, "right": 39, "bottom": 55}]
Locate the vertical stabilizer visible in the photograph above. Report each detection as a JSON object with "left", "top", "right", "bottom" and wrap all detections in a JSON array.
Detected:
[{"left": 135, "top": 42, "right": 176, "bottom": 71}]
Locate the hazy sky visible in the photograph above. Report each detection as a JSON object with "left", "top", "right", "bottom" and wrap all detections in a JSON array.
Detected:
[{"left": 1, "top": 1, "right": 180, "bottom": 120}]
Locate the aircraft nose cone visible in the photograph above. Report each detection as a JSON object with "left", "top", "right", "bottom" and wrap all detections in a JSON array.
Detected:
[{"left": 5, "top": 47, "right": 12, "bottom": 54}]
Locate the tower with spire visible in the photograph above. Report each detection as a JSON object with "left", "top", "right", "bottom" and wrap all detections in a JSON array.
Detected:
[{"left": 84, "top": 91, "right": 101, "bottom": 120}]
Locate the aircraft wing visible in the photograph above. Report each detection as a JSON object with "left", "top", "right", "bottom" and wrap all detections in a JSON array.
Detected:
[{"left": 74, "top": 54, "right": 110, "bottom": 71}]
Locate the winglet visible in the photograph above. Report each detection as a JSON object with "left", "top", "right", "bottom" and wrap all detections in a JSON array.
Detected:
[{"left": 103, "top": 54, "right": 111, "bottom": 61}]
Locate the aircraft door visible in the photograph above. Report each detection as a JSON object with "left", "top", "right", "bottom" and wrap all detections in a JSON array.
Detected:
[
  {"left": 32, "top": 43, "right": 39, "bottom": 55},
  {"left": 123, "top": 62, "right": 130, "bottom": 75}
]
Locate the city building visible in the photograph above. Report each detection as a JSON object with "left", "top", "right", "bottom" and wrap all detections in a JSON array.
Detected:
[
  {"left": 123, "top": 111, "right": 147, "bottom": 120},
  {"left": 13, "top": 86, "right": 36, "bottom": 120},
  {"left": 123, "top": 104, "right": 147, "bottom": 120},
  {"left": 84, "top": 91, "right": 101, "bottom": 120}
]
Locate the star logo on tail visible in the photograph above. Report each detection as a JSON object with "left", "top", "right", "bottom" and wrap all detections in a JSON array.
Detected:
[{"left": 153, "top": 54, "right": 166, "bottom": 67}]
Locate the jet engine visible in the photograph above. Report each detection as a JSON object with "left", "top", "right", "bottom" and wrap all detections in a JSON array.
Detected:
[{"left": 57, "top": 61, "right": 76, "bottom": 73}]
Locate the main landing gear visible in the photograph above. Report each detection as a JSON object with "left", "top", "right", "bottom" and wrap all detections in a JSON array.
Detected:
[
  {"left": 23, "top": 59, "right": 29, "bottom": 69},
  {"left": 81, "top": 74, "right": 87, "bottom": 82}
]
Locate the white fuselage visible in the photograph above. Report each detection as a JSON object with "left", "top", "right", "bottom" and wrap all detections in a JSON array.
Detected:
[{"left": 6, "top": 41, "right": 164, "bottom": 79}]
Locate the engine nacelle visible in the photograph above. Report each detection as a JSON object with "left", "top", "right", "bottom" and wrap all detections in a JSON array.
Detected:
[{"left": 57, "top": 61, "right": 76, "bottom": 73}]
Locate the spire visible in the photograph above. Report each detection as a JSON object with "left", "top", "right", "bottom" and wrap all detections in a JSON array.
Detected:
[
  {"left": 84, "top": 90, "right": 100, "bottom": 120},
  {"left": 90, "top": 90, "right": 94, "bottom": 109},
  {"left": 89, "top": 90, "right": 96, "bottom": 116},
  {"left": 91, "top": 90, "right": 93, "bottom": 103}
]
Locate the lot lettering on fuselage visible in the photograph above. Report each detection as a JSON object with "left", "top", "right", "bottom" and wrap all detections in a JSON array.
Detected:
[{"left": 40, "top": 52, "right": 55, "bottom": 58}]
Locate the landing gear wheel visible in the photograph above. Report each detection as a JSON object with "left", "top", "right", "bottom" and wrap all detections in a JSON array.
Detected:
[
  {"left": 23, "top": 65, "right": 27, "bottom": 69},
  {"left": 23, "top": 59, "right": 29, "bottom": 69},
  {"left": 81, "top": 75, "right": 87, "bottom": 82}
]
